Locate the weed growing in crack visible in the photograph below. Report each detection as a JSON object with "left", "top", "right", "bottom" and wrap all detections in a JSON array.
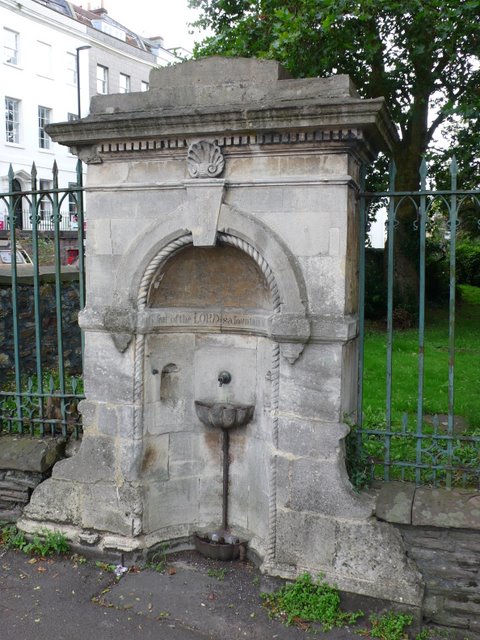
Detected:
[
  {"left": 1, "top": 524, "right": 69, "bottom": 556},
  {"left": 261, "top": 572, "right": 363, "bottom": 631},
  {"left": 365, "top": 611, "right": 414, "bottom": 640},
  {"left": 207, "top": 567, "right": 227, "bottom": 581}
]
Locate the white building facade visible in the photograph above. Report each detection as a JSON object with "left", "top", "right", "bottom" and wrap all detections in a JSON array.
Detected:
[{"left": 1, "top": 0, "right": 180, "bottom": 232}]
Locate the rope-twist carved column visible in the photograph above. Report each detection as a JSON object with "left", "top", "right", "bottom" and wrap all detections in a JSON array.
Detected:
[
  {"left": 267, "top": 342, "right": 281, "bottom": 561},
  {"left": 217, "top": 233, "right": 282, "bottom": 561}
]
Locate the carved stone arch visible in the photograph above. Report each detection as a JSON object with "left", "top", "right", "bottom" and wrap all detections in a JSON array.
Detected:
[
  {"left": 137, "top": 231, "right": 281, "bottom": 313},
  {"left": 112, "top": 201, "right": 309, "bottom": 325},
  {"left": 131, "top": 228, "right": 292, "bottom": 562}
]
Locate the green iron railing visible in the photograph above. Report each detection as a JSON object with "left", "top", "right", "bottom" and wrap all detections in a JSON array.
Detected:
[
  {"left": 0, "top": 161, "right": 85, "bottom": 438},
  {"left": 357, "top": 158, "right": 480, "bottom": 489}
]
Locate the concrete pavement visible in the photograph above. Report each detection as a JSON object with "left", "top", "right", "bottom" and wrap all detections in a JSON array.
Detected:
[{"left": 0, "top": 547, "right": 363, "bottom": 640}]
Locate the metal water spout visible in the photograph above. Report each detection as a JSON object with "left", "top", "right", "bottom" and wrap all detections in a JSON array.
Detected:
[
  {"left": 194, "top": 390, "right": 254, "bottom": 558},
  {"left": 217, "top": 371, "right": 232, "bottom": 387}
]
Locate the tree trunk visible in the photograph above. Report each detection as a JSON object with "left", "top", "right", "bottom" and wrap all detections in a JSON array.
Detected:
[{"left": 388, "top": 91, "right": 429, "bottom": 310}]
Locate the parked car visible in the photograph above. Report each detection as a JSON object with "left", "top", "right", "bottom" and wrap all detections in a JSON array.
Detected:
[{"left": 0, "top": 240, "right": 33, "bottom": 265}]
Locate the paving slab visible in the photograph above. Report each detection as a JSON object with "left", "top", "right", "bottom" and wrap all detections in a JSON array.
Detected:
[
  {"left": 0, "top": 547, "right": 362, "bottom": 639},
  {"left": 102, "top": 551, "right": 360, "bottom": 639}
]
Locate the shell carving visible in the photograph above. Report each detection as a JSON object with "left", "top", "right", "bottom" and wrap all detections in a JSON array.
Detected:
[{"left": 187, "top": 141, "right": 225, "bottom": 178}]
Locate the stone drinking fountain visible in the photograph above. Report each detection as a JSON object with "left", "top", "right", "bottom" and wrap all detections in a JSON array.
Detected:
[
  {"left": 194, "top": 371, "right": 255, "bottom": 559},
  {"left": 19, "top": 57, "right": 424, "bottom": 612}
]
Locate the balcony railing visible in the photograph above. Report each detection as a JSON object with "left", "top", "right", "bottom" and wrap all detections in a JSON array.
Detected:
[{"left": 0, "top": 209, "right": 79, "bottom": 233}]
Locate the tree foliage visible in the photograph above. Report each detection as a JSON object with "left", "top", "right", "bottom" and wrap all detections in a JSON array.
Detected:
[
  {"left": 190, "top": 0, "right": 480, "bottom": 302},
  {"left": 190, "top": 0, "right": 479, "bottom": 187}
]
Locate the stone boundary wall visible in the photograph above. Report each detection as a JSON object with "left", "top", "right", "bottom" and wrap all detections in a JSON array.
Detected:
[
  {"left": 375, "top": 483, "right": 480, "bottom": 637},
  {"left": 0, "top": 271, "right": 82, "bottom": 385},
  {"left": 0, "top": 436, "right": 65, "bottom": 521}
]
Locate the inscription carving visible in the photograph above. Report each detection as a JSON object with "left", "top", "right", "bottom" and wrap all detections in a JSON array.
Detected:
[{"left": 148, "top": 309, "right": 267, "bottom": 331}]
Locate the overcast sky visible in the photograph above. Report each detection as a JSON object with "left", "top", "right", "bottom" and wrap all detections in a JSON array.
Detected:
[{"left": 98, "top": 0, "right": 206, "bottom": 51}]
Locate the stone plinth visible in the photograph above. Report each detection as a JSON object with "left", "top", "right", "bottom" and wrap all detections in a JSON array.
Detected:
[{"left": 19, "top": 57, "right": 422, "bottom": 608}]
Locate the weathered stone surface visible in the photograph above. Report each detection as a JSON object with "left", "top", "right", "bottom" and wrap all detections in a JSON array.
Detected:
[
  {"left": 333, "top": 520, "right": 424, "bottom": 606},
  {"left": 143, "top": 478, "right": 200, "bottom": 533},
  {"left": 81, "top": 483, "right": 140, "bottom": 536},
  {"left": 277, "top": 416, "right": 349, "bottom": 458},
  {"left": 275, "top": 509, "right": 336, "bottom": 567},
  {"left": 21, "top": 478, "right": 80, "bottom": 525},
  {"left": 52, "top": 436, "right": 115, "bottom": 484},
  {"left": 376, "top": 482, "right": 416, "bottom": 524},
  {"left": 288, "top": 456, "right": 373, "bottom": 518},
  {"left": 412, "top": 487, "right": 480, "bottom": 529},
  {"left": 28, "top": 56, "right": 418, "bottom": 613},
  {"left": 0, "top": 436, "right": 65, "bottom": 473},
  {"left": 83, "top": 331, "right": 135, "bottom": 403}
]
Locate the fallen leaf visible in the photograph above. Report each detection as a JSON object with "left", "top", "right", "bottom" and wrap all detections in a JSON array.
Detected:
[
  {"left": 36, "top": 567, "right": 47, "bottom": 573},
  {"left": 28, "top": 558, "right": 37, "bottom": 565},
  {"left": 167, "top": 567, "right": 176, "bottom": 576}
]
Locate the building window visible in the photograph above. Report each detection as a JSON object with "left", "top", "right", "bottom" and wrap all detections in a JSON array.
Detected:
[
  {"left": 4, "top": 28, "right": 19, "bottom": 65},
  {"left": 39, "top": 179, "right": 52, "bottom": 220},
  {"left": 119, "top": 73, "right": 131, "bottom": 94},
  {"left": 96, "top": 64, "right": 108, "bottom": 94},
  {"left": 141, "top": 81, "right": 149, "bottom": 92},
  {"left": 5, "top": 97, "right": 20, "bottom": 143},
  {"left": 67, "top": 52, "right": 77, "bottom": 84},
  {"left": 38, "top": 106, "right": 51, "bottom": 149},
  {"left": 68, "top": 182, "right": 78, "bottom": 225},
  {"left": 37, "top": 41, "right": 52, "bottom": 77}
]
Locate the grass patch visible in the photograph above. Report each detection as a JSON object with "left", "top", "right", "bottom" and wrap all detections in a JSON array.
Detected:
[
  {"left": 355, "top": 284, "right": 480, "bottom": 486},
  {"left": 261, "top": 572, "right": 363, "bottom": 631},
  {"left": 363, "top": 285, "right": 480, "bottom": 427}
]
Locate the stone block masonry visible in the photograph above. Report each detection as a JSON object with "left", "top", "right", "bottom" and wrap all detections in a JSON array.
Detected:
[
  {"left": 376, "top": 483, "right": 480, "bottom": 638},
  {"left": 0, "top": 436, "right": 65, "bottom": 521},
  {"left": 18, "top": 56, "right": 425, "bottom": 615}
]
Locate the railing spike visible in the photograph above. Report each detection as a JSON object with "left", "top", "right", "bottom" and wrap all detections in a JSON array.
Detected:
[
  {"left": 419, "top": 157, "right": 427, "bottom": 180},
  {"left": 8, "top": 164, "right": 14, "bottom": 181},
  {"left": 389, "top": 160, "right": 397, "bottom": 188},
  {"left": 450, "top": 155, "right": 458, "bottom": 177},
  {"left": 31, "top": 163, "right": 37, "bottom": 190},
  {"left": 52, "top": 160, "right": 59, "bottom": 188}
]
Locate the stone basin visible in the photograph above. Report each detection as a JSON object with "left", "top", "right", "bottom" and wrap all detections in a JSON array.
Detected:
[{"left": 194, "top": 401, "right": 254, "bottom": 429}]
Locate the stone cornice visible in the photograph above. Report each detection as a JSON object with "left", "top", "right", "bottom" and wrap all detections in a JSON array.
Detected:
[
  {"left": 96, "top": 128, "right": 365, "bottom": 155},
  {"left": 47, "top": 98, "right": 397, "bottom": 158}
]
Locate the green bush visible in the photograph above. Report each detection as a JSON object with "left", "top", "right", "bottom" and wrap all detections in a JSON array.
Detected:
[{"left": 456, "top": 240, "right": 480, "bottom": 286}]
